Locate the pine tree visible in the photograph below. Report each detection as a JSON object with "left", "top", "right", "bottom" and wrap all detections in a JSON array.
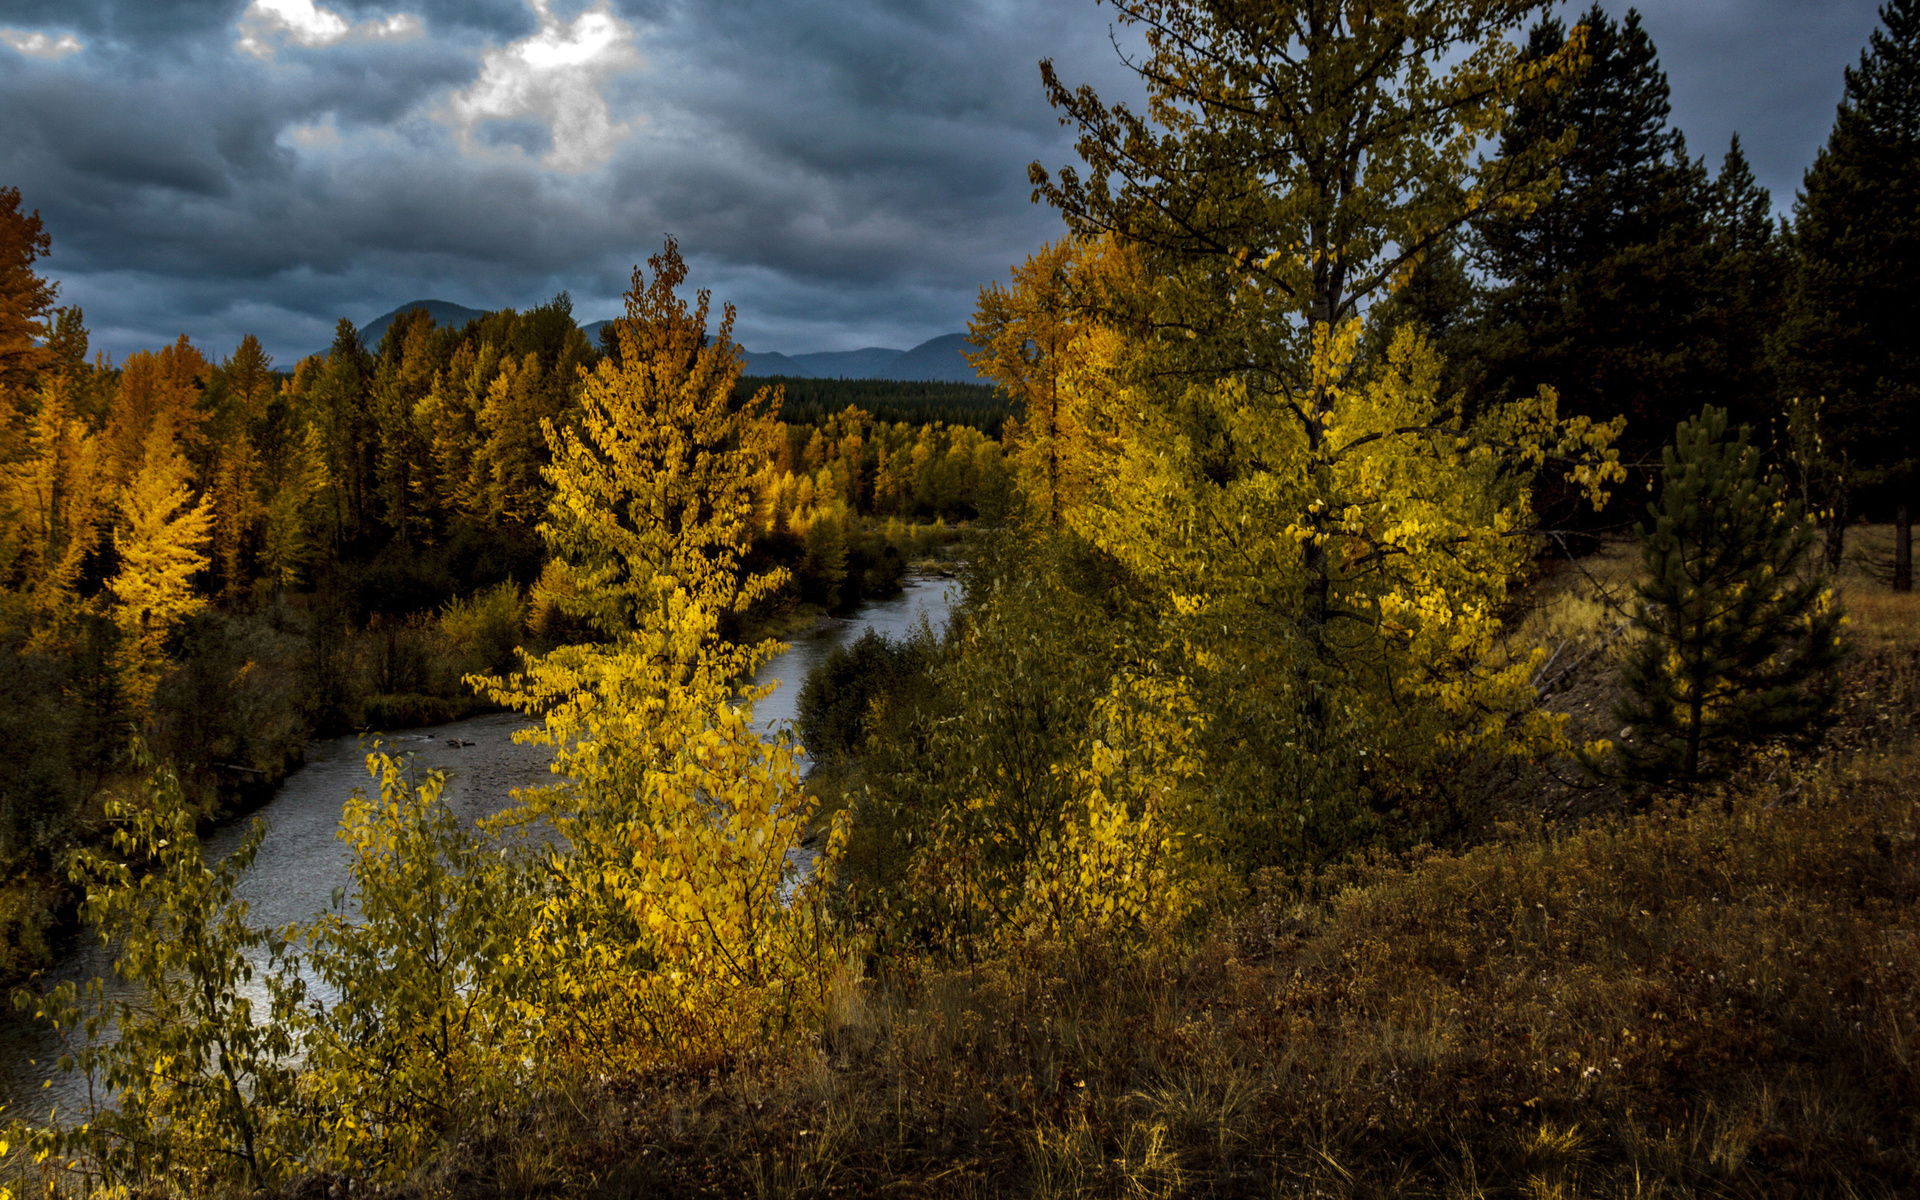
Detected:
[
  {"left": 1699, "top": 137, "right": 1787, "bottom": 433},
  {"left": 1473, "top": 6, "right": 1732, "bottom": 457},
  {"left": 1773, "top": 0, "right": 1920, "bottom": 586},
  {"left": 370, "top": 310, "right": 438, "bottom": 548},
  {"left": 309, "top": 320, "right": 375, "bottom": 548},
  {"left": 1615, "top": 407, "right": 1844, "bottom": 786},
  {"left": 206, "top": 335, "right": 276, "bottom": 602}
]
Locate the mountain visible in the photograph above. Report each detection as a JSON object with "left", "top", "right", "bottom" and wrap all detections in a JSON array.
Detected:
[
  {"left": 733, "top": 335, "right": 987, "bottom": 383},
  {"left": 357, "top": 299, "right": 487, "bottom": 351},
  {"left": 744, "top": 346, "right": 906, "bottom": 378},
  {"left": 578, "top": 324, "right": 905, "bottom": 378},
  {"left": 877, "top": 334, "right": 983, "bottom": 384},
  {"left": 340, "top": 305, "right": 987, "bottom": 386}
]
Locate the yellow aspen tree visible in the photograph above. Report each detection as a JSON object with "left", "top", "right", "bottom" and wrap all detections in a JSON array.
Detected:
[
  {"left": 479, "top": 595, "right": 843, "bottom": 1064},
  {"left": 1011, "top": 671, "right": 1216, "bottom": 941},
  {"left": 991, "top": 0, "right": 1631, "bottom": 859},
  {"left": 109, "top": 424, "right": 213, "bottom": 712}
]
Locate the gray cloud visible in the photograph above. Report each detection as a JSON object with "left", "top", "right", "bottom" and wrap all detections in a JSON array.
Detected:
[{"left": 0, "top": 0, "right": 1890, "bottom": 364}]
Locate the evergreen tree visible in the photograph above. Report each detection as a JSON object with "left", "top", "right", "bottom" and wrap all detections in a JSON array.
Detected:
[
  {"left": 311, "top": 320, "right": 375, "bottom": 549},
  {"left": 370, "top": 310, "right": 438, "bottom": 548},
  {"left": 1615, "top": 407, "right": 1843, "bottom": 787},
  {"left": 1473, "top": 6, "right": 1739, "bottom": 458},
  {"left": 1698, "top": 137, "right": 1787, "bottom": 433},
  {"left": 1773, "top": 0, "right": 1920, "bottom": 587}
]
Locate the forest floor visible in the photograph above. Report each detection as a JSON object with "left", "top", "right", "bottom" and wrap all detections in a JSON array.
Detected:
[{"left": 346, "top": 533, "right": 1919, "bottom": 1200}]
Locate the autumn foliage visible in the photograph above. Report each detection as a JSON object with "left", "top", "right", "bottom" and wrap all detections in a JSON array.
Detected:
[{"left": 3, "top": 0, "right": 1918, "bottom": 1195}]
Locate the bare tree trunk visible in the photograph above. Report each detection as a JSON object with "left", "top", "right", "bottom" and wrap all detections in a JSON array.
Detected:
[{"left": 1897, "top": 502, "right": 1913, "bottom": 593}]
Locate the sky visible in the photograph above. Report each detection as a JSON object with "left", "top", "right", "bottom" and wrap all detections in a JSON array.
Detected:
[{"left": 0, "top": 0, "right": 1896, "bottom": 365}]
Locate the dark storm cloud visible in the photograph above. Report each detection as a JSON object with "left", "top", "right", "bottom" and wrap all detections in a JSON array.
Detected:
[
  {"left": 1, "top": 0, "right": 1146, "bottom": 361},
  {"left": 0, "top": 0, "right": 1891, "bottom": 364}
]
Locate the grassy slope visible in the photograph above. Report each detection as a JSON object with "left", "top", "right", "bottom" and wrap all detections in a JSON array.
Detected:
[{"left": 374, "top": 544, "right": 1920, "bottom": 1198}]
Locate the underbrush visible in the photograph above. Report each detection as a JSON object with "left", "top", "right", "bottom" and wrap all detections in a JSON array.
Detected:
[{"left": 385, "top": 739, "right": 1919, "bottom": 1199}]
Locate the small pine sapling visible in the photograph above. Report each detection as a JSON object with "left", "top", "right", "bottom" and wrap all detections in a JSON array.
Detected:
[{"left": 1615, "top": 406, "right": 1845, "bottom": 786}]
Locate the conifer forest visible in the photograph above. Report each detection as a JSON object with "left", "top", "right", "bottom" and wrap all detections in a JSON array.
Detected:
[{"left": 0, "top": 1, "right": 1918, "bottom": 1196}]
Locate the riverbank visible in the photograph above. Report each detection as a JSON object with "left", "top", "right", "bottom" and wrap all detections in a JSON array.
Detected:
[{"left": 0, "top": 592, "right": 523, "bottom": 991}]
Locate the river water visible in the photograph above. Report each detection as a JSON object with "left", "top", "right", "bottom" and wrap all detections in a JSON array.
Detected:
[{"left": 0, "top": 574, "right": 956, "bottom": 1125}]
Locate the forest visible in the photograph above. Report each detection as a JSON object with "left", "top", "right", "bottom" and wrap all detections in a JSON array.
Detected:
[
  {"left": 0, "top": 0, "right": 1916, "bottom": 1197},
  {"left": 0, "top": 239, "right": 1009, "bottom": 983}
]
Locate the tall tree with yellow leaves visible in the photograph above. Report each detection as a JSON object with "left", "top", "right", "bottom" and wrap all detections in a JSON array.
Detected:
[
  {"left": 103, "top": 337, "right": 210, "bottom": 489},
  {"left": 3, "top": 377, "right": 110, "bottom": 645},
  {"left": 540, "top": 237, "right": 785, "bottom": 632},
  {"left": 109, "top": 424, "right": 214, "bottom": 712},
  {"left": 968, "top": 238, "right": 1093, "bottom": 527},
  {"left": 476, "top": 241, "right": 838, "bottom": 1067},
  {"left": 981, "top": 0, "right": 1629, "bottom": 859}
]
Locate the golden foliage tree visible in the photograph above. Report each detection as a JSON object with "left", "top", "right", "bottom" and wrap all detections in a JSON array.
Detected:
[
  {"left": 541, "top": 238, "right": 784, "bottom": 631},
  {"left": 477, "top": 239, "right": 839, "bottom": 1067},
  {"left": 968, "top": 238, "right": 1091, "bottom": 526},
  {"left": 103, "top": 337, "right": 210, "bottom": 486},
  {"left": 109, "top": 424, "right": 214, "bottom": 712},
  {"left": 2, "top": 376, "right": 110, "bottom": 645}
]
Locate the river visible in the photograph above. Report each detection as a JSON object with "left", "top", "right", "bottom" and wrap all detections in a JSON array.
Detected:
[{"left": 0, "top": 573, "right": 956, "bottom": 1125}]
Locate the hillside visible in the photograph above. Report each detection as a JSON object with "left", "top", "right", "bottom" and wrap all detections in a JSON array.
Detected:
[
  {"left": 382, "top": 564, "right": 1920, "bottom": 1200},
  {"left": 742, "top": 375, "right": 1010, "bottom": 433}
]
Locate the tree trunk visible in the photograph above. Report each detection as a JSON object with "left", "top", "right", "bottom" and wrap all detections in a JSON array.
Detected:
[
  {"left": 1823, "top": 497, "right": 1849, "bottom": 573},
  {"left": 1896, "top": 502, "right": 1913, "bottom": 593}
]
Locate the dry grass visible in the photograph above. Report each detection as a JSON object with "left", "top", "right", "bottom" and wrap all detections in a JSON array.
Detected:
[{"left": 384, "top": 735, "right": 1920, "bottom": 1199}]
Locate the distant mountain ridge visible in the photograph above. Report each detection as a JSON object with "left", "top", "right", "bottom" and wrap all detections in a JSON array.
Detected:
[
  {"left": 358, "top": 300, "right": 487, "bottom": 352},
  {"left": 352, "top": 301, "right": 987, "bottom": 385}
]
